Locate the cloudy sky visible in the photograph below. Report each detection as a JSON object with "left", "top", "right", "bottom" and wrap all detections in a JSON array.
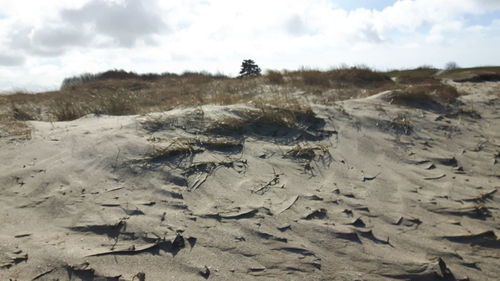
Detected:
[{"left": 1, "top": 0, "right": 499, "bottom": 91}]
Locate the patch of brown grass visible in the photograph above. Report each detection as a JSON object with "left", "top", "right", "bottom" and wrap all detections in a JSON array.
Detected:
[
  {"left": 194, "top": 137, "right": 243, "bottom": 152},
  {"left": 48, "top": 100, "right": 87, "bottom": 121},
  {"left": 10, "top": 104, "right": 37, "bottom": 121},
  {"left": 395, "top": 76, "right": 441, "bottom": 85},
  {"left": 146, "top": 134, "right": 242, "bottom": 154},
  {"left": 437, "top": 66, "right": 500, "bottom": 80},
  {"left": 403, "top": 84, "right": 458, "bottom": 103},
  {"left": 0, "top": 121, "right": 32, "bottom": 141},
  {"left": 390, "top": 113, "right": 413, "bottom": 135},
  {"left": 265, "top": 70, "right": 285, "bottom": 84},
  {"left": 252, "top": 102, "right": 316, "bottom": 128},
  {"left": 300, "top": 70, "right": 331, "bottom": 87},
  {"left": 327, "top": 67, "right": 394, "bottom": 88},
  {"left": 285, "top": 144, "right": 329, "bottom": 160},
  {"left": 203, "top": 101, "right": 329, "bottom": 144},
  {"left": 383, "top": 84, "right": 459, "bottom": 112},
  {"left": 279, "top": 67, "right": 394, "bottom": 95},
  {"left": 386, "top": 67, "right": 438, "bottom": 80},
  {"left": 148, "top": 139, "right": 202, "bottom": 162},
  {"left": 0, "top": 66, "right": 469, "bottom": 123}
]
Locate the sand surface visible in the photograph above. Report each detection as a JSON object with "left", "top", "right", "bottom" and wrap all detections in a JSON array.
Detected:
[{"left": 1, "top": 82, "right": 499, "bottom": 281}]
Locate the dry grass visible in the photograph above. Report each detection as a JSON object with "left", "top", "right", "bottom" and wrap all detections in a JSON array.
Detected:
[
  {"left": 452, "top": 73, "right": 500, "bottom": 83},
  {"left": 328, "top": 67, "right": 394, "bottom": 88},
  {"left": 2, "top": 76, "right": 264, "bottom": 122},
  {"left": 437, "top": 66, "right": 500, "bottom": 80},
  {"left": 206, "top": 102, "right": 317, "bottom": 137},
  {"left": 390, "top": 113, "right": 413, "bottom": 135},
  {"left": 394, "top": 76, "right": 441, "bottom": 85},
  {"left": 253, "top": 102, "right": 317, "bottom": 128},
  {"left": 386, "top": 67, "right": 438, "bottom": 80},
  {"left": 10, "top": 104, "right": 37, "bottom": 121},
  {"left": 148, "top": 139, "right": 202, "bottom": 162},
  {"left": 0, "top": 121, "right": 32, "bottom": 141},
  {"left": 284, "top": 143, "right": 333, "bottom": 176},
  {"left": 194, "top": 137, "right": 243, "bottom": 152},
  {"left": 140, "top": 98, "right": 325, "bottom": 145},
  {"left": 285, "top": 144, "right": 330, "bottom": 160},
  {"left": 2, "top": 65, "right": 488, "bottom": 123},
  {"left": 282, "top": 66, "right": 393, "bottom": 90},
  {"left": 61, "top": 69, "right": 228, "bottom": 90},
  {"left": 265, "top": 70, "right": 285, "bottom": 84},
  {"left": 299, "top": 70, "right": 331, "bottom": 87},
  {"left": 48, "top": 100, "right": 88, "bottom": 121},
  {"left": 383, "top": 84, "right": 459, "bottom": 111},
  {"left": 388, "top": 65, "right": 500, "bottom": 82},
  {"left": 144, "top": 136, "right": 243, "bottom": 165}
]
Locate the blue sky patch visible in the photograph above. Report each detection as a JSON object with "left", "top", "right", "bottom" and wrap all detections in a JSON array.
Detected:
[
  {"left": 464, "top": 10, "right": 500, "bottom": 26},
  {"left": 332, "top": 0, "right": 396, "bottom": 11}
]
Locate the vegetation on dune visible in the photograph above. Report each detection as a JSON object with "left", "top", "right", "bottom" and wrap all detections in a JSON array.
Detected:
[
  {"left": 386, "top": 66, "right": 440, "bottom": 84},
  {"left": 265, "top": 70, "right": 285, "bottom": 85},
  {"left": 0, "top": 65, "right": 497, "bottom": 123},
  {"left": 284, "top": 66, "right": 393, "bottom": 89},
  {"left": 61, "top": 69, "right": 229, "bottom": 90},
  {"left": 384, "top": 84, "right": 459, "bottom": 112}
]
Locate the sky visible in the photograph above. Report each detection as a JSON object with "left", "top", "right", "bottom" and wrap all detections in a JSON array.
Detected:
[{"left": 1, "top": 0, "right": 500, "bottom": 92}]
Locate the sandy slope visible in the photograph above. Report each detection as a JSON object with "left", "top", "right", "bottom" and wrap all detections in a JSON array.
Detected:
[{"left": 1, "top": 82, "right": 499, "bottom": 281}]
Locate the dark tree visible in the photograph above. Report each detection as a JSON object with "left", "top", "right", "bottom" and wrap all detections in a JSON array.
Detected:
[{"left": 239, "top": 59, "right": 261, "bottom": 77}]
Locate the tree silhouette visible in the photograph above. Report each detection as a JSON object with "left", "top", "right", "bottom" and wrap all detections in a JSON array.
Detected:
[{"left": 239, "top": 59, "right": 261, "bottom": 78}]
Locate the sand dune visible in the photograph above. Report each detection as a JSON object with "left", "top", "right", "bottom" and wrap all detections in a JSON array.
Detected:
[{"left": 1, "top": 82, "right": 499, "bottom": 281}]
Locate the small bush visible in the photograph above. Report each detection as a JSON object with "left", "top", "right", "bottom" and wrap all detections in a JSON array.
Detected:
[
  {"left": 49, "top": 100, "right": 87, "bottom": 121},
  {"left": 94, "top": 92, "right": 137, "bottom": 116},
  {"left": 11, "top": 104, "right": 36, "bottom": 121},
  {"left": 408, "top": 84, "right": 458, "bottom": 103}
]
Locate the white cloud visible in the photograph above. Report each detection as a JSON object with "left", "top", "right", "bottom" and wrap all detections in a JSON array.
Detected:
[
  {"left": 0, "top": 0, "right": 499, "bottom": 91},
  {"left": 60, "top": 0, "right": 168, "bottom": 47},
  {"left": 0, "top": 53, "right": 25, "bottom": 66},
  {"left": 426, "top": 21, "right": 463, "bottom": 44}
]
